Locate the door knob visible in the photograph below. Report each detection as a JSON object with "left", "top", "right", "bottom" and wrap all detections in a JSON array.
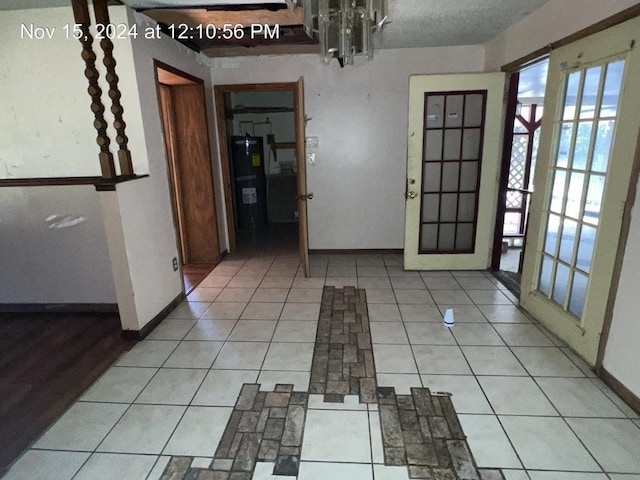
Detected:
[{"left": 407, "top": 191, "right": 417, "bottom": 199}]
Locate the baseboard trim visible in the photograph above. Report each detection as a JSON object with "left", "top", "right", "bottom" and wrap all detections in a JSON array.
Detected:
[
  {"left": 0, "top": 303, "right": 118, "bottom": 313},
  {"left": 598, "top": 366, "right": 640, "bottom": 415},
  {"left": 121, "top": 292, "right": 184, "bottom": 341},
  {"left": 309, "top": 249, "right": 403, "bottom": 255}
]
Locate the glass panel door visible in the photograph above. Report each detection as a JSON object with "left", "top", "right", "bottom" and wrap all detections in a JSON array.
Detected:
[
  {"left": 419, "top": 91, "right": 486, "bottom": 254},
  {"left": 520, "top": 15, "right": 640, "bottom": 365},
  {"left": 536, "top": 60, "right": 625, "bottom": 318},
  {"left": 404, "top": 73, "right": 505, "bottom": 271}
]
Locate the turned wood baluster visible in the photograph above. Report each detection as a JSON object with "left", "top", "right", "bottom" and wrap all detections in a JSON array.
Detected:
[
  {"left": 94, "top": 0, "right": 134, "bottom": 176},
  {"left": 71, "top": 0, "right": 116, "bottom": 179}
]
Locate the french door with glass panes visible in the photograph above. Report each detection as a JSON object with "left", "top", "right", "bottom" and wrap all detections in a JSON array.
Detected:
[
  {"left": 520, "top": 17, "right": 640, "bottom": 365},
  {"left": 405, "top": 73, "right": 505, "bottom": 270}
]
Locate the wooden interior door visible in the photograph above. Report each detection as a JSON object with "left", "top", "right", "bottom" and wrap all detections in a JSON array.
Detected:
[
  {"left": 520, "top": 16, "right": 640, "bottom": 365},
  {"left": 166, "top": 84, "right": 220, "bottom": 264},
  {"left": 295, "top": 77, "right": 310, "bottom": 276},
  {"left": 404, "top": 73, "right": 505, "bottom": 270}
]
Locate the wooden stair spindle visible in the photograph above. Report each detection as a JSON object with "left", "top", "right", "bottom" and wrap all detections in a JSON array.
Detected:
[
  {"left": 71, "top": 0, "right": 116, "bottom": 179},
  {"left": 94, "top": 0, "right": 134, "bottom": 176}
]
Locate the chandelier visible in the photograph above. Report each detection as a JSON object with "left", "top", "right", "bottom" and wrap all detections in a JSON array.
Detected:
[{"left": 301, "top": 0, "right": 387, "bottom": 67}]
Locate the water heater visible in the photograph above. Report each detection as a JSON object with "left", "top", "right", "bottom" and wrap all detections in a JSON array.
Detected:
[{"left": 230, "top": 135, "right": 268, "bottom": 231}]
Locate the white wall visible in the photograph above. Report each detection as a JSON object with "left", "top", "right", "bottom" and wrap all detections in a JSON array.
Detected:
[
  {"left": 0, "top": 6, "right": 148, "bottom": 177},
  {"left": 0, "top": 8, "right": 99, "bottom": 178},
  {"left": 484, "top": 0, "right": 640, "bottom": 70},
  {"left": 0, "top": 186, "right": 116, "bottom": 304},
  {"left": 212, "top": 46, "right": 486, "bottom": 249},
  {"left": 109, "top": 7, "right": 225, "bottom": 329},
  {"left": 0, "top": 6, "right": 122, "bottom": 305},
  {"left": 604, "top": 175, "right": 640, "bottom": 399}
]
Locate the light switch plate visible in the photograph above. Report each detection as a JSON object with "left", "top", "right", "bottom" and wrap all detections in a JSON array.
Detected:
[
  {"left": 307, "top": 153, "right": 316, "bottom": 164},
  {"left": 306, "top": 136, "right": 319, "bottom": 148}
]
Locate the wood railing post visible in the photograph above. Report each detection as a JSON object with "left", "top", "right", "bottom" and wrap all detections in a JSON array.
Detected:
[
  {"left": 71, "top": 0, "right": 116, "bottom": 179},
  {"left": 94, "top": 0, "right": 134, "bottom": 176}
]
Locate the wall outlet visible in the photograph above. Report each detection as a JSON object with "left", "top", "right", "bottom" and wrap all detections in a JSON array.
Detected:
[{"left": 172, "top": 257, "right": 179, "bottom": 272}]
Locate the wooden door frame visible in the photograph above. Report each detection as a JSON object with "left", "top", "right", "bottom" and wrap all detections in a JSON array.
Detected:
[
  {"left": 491, "top": 72, "right": 520, "bottom": 272},
  {"left": 214, "top": 82, "right": 304, "bottom": 253},
  {"left": 154, "top": 60, "right": 221, "bottom": 271}
]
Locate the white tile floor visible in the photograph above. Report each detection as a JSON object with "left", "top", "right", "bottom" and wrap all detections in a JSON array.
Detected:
[{"left": 5, "top": 252, "right": 640, "bottom": 480}]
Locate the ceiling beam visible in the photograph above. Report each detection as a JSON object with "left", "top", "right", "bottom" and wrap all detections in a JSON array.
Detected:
[
  {"left": 143, "top": 7, "right": 304, "bottom": 28},
  {"left": 202, "top": 43, "right": 317, "bottom": 57}
]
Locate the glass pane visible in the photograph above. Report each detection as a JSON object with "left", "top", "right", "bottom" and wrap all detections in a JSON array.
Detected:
[
  {"left": 440, "top": 193, "right": 457, "bottom": 222},
  {"left": 569, "top": 271, "right": 589, "bottom": 317},
  {"left": 423, "top": 163, "right": 441, "bottom": 193},
  {"left": 460, "top": 162, "right": 478, "bottom": 191},
  {"left": 462, "top": 128, "right": 482, "bottom": 160},
  {"left": 425, "top": 95, "right": 444, "bottom": 128},
  {"left": 539, "top": 256, "right": 554, "bottom": 296},
  {"left": 514, "top": 117, "right": 527, "bottom": 134},
  {"left": 600, "top": 60, "right": 625, "bottom": 117},
  {"left": 438, "top": 224, "right": 455, "bottom": 250},
  {"left": 592, "top": 120, "right": 614, "bottom": 173},
  {"left": 421, "top": 194, "right": 440, "bottom": 222},
  {"left": 566, "top": 172, "right": 585, "bottom": 219},
  {"left": 572, "top": 122, "right": 593, "bottom": 170},
  {"left": 550, "top": 170, "right": 566, "bottom": 214},
  {"left": 458, "top": 193, "right": 476, "bottom": 222},
  {"left": 442, "top": 163, "right": 460, "bottom": 191},
  {"left": 424, "top": 130, "right": 443, "bottom": 161},
  {"left": 553, "top": 263, "right": 570, "bottom": 306},
  {"left": 443, "top": 130, "right": 462, "bottom": 160},
  {"left": 563, "top": 71, "right": 581, "bottom": 120},
  {"left": 584, "top": 174, "right": 605, "bottom": 225},
  {"left": 456, "top": 223, "right": 474, "bottom": 251},
  {"left": 464, "top": 94, "right": 484, "bottom": 127},
  {"left": 556, "top": 124, "right": 573, "bottom": 168},
  {"left": 559, "top": 218, "right": 577, "bottom": 264},
  {"left": 504, "top": 212, "right": 522, "bottom": 235},
  {"left": 576, "top": 224, "right": 596, "bottom": 273},
  {"left": 445, "top": 95, "right": 464, "bottom": 128},
  {"left": 579, "top": 66, "right": 602, "bottom": 119},
  {"left": 420, "top": 224, "right": 438, "bottom": 251},
  {"left": 544, "top": 214, "right": 561, "bottom": 255}
]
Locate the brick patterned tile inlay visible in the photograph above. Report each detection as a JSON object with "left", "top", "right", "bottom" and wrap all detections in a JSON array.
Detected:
[
  {"left": 310, "top": 285, "right": 376, "bottom": 403},
  {"left": 160, "top": 287, "right": 504, "bottom": 480}
]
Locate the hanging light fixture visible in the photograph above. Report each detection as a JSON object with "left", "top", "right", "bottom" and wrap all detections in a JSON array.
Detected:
[{"left": 306, "top": 0, "right": 386, "bottom": 67}]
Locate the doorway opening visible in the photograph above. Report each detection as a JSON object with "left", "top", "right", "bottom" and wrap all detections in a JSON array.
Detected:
[
  {"left": 492, "top": 59, "right": 548, "bottom": 293},
  {"left": 155, "top": 62, "right": 221, "bottom": 293},
  {"left": 214, "top": 82, "right": 309, "bottom": 271}
]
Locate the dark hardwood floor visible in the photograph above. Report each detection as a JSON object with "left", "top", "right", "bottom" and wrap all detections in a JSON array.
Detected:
[
  {"left": 183, "top": 263, "right": 217, "bottom": 294},
  {"left": 0, "top": 312, "right": 134, "bottom": 475}
]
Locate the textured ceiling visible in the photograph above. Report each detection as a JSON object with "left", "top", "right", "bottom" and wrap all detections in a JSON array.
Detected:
[
  {"left": 120, "top": 0, "right": 552, "bottom": 49},
  {"left": 377, "top": 0, "right": 551, "bottom": 48}
]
